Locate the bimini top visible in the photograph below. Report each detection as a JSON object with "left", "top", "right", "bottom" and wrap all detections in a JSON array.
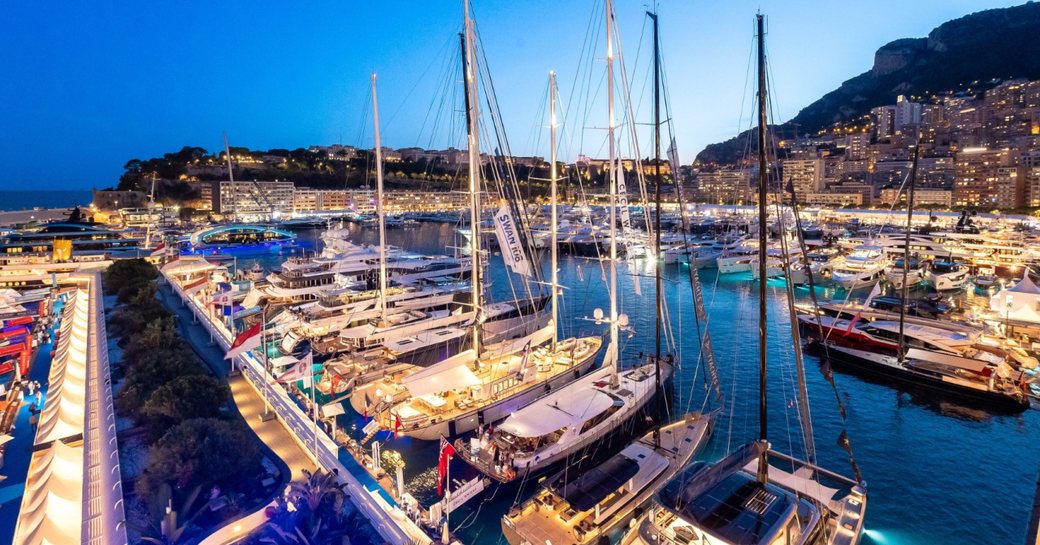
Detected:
[{"left": 498, "top": 386, "right": 617, "bottom": 438}]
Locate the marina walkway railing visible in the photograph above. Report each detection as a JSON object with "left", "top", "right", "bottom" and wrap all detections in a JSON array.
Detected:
[{"left": 164, "top": 272, "right": 432, "bottom": 545}]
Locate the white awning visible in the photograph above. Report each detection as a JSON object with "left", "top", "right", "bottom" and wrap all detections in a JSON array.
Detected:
[
  {"left": 498, "top": 381, "right": 615, "bottom": 438},
  {"left": 321, "top": 403, "right": 346, "bottom": 418},
  {"left": 401, "top": 349, "right": 479, "bottom": 397},
  {"left": 270, "top": 356, "right": 299, "bottom": 369}
]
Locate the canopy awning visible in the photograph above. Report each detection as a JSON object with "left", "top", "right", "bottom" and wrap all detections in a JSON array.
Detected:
[
  {"left": 270, "top": 356, "right": 299, "bottom": 369},
  {"left": 401, "top": 349, "right": 479, "bottom": 397},
  {"left": 498, "top": 385, "right": 615, "bottom": 438},
  {"left": 321, "top": 403, "right": 346, "bottom": 419}
]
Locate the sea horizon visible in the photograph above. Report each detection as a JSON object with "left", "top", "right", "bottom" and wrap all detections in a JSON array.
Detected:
[{"left": 0, "top": 189, "right": 95, "bottom": 211}]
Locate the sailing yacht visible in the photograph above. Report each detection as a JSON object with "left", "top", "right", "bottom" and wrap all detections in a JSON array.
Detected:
[
  {"left": 623, "top": 16, "right": 868, "bottom": 545},
  {"left": 455, "top": 0, "right": 669, "bottom": 483},
  {"left": 502, "top": 21, "right": 717, "bottom": 541},
  {"left": 357, "top": 7, "right": 602, "bottom": 440}
]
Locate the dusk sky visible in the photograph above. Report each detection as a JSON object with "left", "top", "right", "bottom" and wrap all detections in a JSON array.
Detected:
[{"left": 0, "top": 1, "right": 1025, "bottom": 189}]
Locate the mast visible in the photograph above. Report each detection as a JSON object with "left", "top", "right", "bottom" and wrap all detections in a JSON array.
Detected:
[
  {"left": 549, "top": 71, "right": 559, "bottom": 352},
  {"left": 371, "top": 73, "right": 389, "bottom": 323},
  {"left": 463, "top": 1, "right": 482, "bottom": 355},
  {"left": 606, "top": 0, "right": 619, "bottom": 378},
  {"left": 755, "top": 13, "right": 769, "bottom": 485},
  {"left": 898, "top": 139, "right": 921, "bottom": 364},
  {"left": 649, "top": 10, "right": 662, "bottom": 396},
  {"left": 223, "top": 133, "right": 236, "bottom": 220},
  {"left": 145, "top": 172, "right": 156, "bottom": 249}
]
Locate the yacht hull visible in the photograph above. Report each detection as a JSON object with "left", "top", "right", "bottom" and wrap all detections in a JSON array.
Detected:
[
  {"left": 810, "top": 342, "right": 1029, "bottom": 413},
  {"left": 401, "top": 350, "right": 599, "bottom": 441}
]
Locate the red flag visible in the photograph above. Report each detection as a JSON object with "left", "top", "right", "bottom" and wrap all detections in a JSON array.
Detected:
[
  {"left": 394, "top": 413, "right": 402, "bottom": 439},
  {"left": 224, "top": 322, "right": 261, "bottom": 360},
  {"left": 437, "top": 436, "right": 457, "bottom": 496}
]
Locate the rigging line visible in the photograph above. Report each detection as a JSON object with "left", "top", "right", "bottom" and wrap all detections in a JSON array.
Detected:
[
  {"left": 419, "top": 40, "right": 461, "bottom": 149},
  {"left": 764, "top": 67, "right": 821, "bottom": 467},
  {"left": 564, "top": 0, "right": 603, "bottom": 160},
  {"left": 386, "top": 31, "right": 457, "bottom": 133}
]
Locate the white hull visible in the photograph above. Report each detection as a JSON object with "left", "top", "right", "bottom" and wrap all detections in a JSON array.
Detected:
[
  {"left": 926, "top": 270, "right": 970, "bottom": 291},
  {"left": 401, "top": 354, "right": 598, "bottom": 440}
]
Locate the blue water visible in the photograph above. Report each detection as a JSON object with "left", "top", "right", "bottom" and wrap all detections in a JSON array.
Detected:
[
  {"left": 241, "top": 222, "right": 1039, "bottom": 545},
  {"left": 0, "top": 190, "right": 94, "bottom": 211}
]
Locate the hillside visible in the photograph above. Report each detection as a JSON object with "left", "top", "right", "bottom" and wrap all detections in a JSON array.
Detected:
[{"left": 697, "top": 2, "right": 1040, "bottom": 164}]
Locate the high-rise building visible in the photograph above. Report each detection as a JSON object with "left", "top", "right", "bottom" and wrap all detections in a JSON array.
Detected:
[
  {"left": 782, "top": 158, "right": 824, "bottom": 202},
  {"left": 894, "top": 95, "right": 923, "bottom": 133},
  {"left": 693, "top": 169, "right": 753, "bottom": 204},
  {"left": 872, "top": 105, "right": 896, "bottom": 140},
  {"left": 952, "top": 147, "right": 1021, "bottom": 208}
]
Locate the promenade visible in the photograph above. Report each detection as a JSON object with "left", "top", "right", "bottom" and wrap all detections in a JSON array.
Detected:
[{"left": 159, "top": 271, "right": 433, "bottom": 545}]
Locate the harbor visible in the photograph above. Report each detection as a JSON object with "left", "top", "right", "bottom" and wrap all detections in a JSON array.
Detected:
[{"left": 6, "top": 1, "right": 1040, "bottom": 544}]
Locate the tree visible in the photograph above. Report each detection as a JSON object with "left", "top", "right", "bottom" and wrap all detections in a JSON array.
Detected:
[
  {"left": 104, "top": 258, "right": 158, "bottom": 296},
  {"left": 137, "top": 418, "right": 261, "bottom": 500},
  {"left": 140, "top": 375, "right": 229, "bottom": 429},
  {"left": 118, "top": 347, "right": 203, "bottom": 415}
]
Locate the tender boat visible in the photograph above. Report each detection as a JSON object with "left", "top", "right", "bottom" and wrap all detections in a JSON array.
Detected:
[{"left": 925, "top": 259, "right": 969, "bottom": 291}]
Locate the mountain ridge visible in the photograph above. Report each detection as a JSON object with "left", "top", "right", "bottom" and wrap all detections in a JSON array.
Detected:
[{"left": 696, "top": 1, "right": 1040, "bottom": 165}]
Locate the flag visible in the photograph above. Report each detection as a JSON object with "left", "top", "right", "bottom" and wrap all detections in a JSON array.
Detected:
[
  {"left": 394, "top": 413, "right": 402, "bottom": 440},
  {"left": 516, "top": 341, "right": 533, "bottom": 380},
  {"left": 212, "top": 291, "right": 232, "bottom": 306},
  {"left": 363, "top": 391, "right": 371, "bottom": 419},
  {"left": 845, "top": 281, "right": 882, "bottom": 333},
  {"left": 277, "top": 352, "right": 313, "bottom": 383},
  {"left": 224, "top": 322, "right": 261, "bottom": 360},
  {"left": 149, "top": 242, "right": 166, "bottom": 257},
  {"left": 183, "top": 276, "right": 208, "bottom": 295},
  {"left": 437, "top": 436, "right": 457, "bottom": 496}
]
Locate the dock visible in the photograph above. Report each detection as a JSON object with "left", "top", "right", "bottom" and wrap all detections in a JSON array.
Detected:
[{"left": 160, "top": 266, "right": 435, "bottom": 545}]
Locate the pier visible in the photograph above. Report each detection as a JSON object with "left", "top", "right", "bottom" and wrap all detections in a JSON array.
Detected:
[{"left": 160, "top": 266, "right": 434, "bottom": 545}]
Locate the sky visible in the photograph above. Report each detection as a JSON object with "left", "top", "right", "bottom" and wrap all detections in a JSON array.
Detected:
[{"left": 0, "top": 0, "right": 1027, "bottom": 190}]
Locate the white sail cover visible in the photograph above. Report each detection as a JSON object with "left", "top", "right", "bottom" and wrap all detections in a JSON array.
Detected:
[
  {"left": 492, "top": 202, "right": 532, "bottom": 277},
  {"left": 401, "top": 349, "right": 480, "bottom": 397}
]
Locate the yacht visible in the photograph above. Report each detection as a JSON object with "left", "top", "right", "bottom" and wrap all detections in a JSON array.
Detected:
[
  {"left": 885, "top": 257, "right": 926, "bottom": 290},
  {"left": 376, "top": 328, "right": 603, "bottom": 439},
  {"left": 622, "top": 443, "right": 866, "bottom": 545},
  {"left": 783, "top": 247, "right": 842, "bottom": 286},
  {"left": 715, "top": 241, "right": 759, "bottom": 274},
  {"left": 501, "top": 412, "right": 714, "bottom": 545},
  {"left": 830, "top": 245, "right": 888, "bottom": 290},
  {"left": 925, "top": 259, "right": 969, "bottom": 291},
  {"left": 455, "top": 361, "right": 669, "bottom": 482},
  {"left": 623, "top": 17, "right": 870, "bottom": 543}
]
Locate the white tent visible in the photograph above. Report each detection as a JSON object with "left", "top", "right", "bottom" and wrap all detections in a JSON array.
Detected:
[{"left": 990, "top": 275, "right": 1040, "bottom": 324}]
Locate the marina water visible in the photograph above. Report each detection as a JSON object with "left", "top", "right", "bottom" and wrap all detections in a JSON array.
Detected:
[{"left": 190, "top": 221, "right": 1040, "bottom": 544}]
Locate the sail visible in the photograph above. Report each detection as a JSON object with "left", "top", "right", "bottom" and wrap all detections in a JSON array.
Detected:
[
  {"left": 615, "top": 160, "right": 634, "bottom": 248},
  {"left": 492, "top": 201, "right": 533, "bottom": 277}
]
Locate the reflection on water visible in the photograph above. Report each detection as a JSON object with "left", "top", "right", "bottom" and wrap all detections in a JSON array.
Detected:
[{"left": 238, "top": 222, "right": 1039, "bottom": 545}]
